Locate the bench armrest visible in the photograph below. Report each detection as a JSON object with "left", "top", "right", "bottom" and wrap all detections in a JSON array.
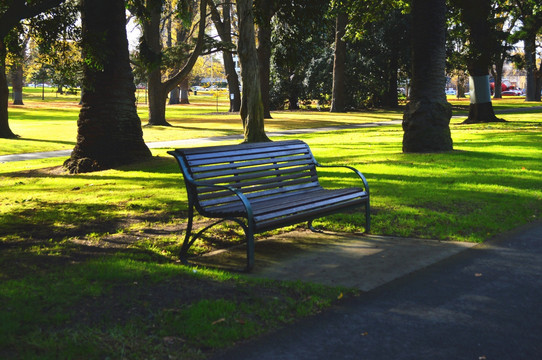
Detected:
[{"left": 314, "top": 162, "right": 370, "bottom": 195}]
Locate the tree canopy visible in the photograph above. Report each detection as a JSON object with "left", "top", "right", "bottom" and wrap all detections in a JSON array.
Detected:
[{"left": 3, "top": 0, "right": 542, "bottom": 158}]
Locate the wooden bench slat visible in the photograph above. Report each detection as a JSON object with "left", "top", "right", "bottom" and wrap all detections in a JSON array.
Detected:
[
  {"left": 253, "top": 189, "right": 366, "bottom": 222},
  {"left": 199, "top": 179, "right": 321, "bottom": 207},
  {"left": 196, "top": 168, "right": 317, "bottom": 194},
  {"left": 181, "top": 141, "right": 308, "bottom": 158},
  {"left": 185, "top": 146, "right": 310, "bottom": 166},
  {"left": 250, "top": 188, "right": 364, "bottom": 214},
  {"left": 255, "top": 197, "right": 365, "bottom": 231},
  {"left": 190, "top": 156, "right": 313, "bottom": 178},
  {"left": 194, "top": 165, "right": 315, "bottom": 188}
]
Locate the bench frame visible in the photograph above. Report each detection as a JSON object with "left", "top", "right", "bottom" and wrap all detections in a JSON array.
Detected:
[{"left": 168, "top": 140, "right": 370, "bottom": 271}]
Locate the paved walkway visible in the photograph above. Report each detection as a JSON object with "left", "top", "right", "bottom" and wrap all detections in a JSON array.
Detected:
[{"left": 212, "top": 222, "right": 542, "bottom": 359}]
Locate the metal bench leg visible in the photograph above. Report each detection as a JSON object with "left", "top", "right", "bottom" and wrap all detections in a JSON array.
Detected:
[
  {"left": 179, "top": 205, "right": 195, "bottom": 264},
  {"left": 365, "top": 201, "right": 371, "bottom": 233},
  {"left": 246, "top": 219, "right": 255, "bottom": 271},
  {"left": 308, "top": 220, "right": 323, "bottom": 233}
]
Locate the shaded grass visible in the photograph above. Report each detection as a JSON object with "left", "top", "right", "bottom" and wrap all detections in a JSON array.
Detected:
[{"left": 1, "top": 256, "right": 344, "bottom": 359}]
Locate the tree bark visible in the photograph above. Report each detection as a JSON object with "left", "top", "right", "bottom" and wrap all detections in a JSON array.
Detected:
[
  {"left": 0, "top": 39, "right": 17, "bottom": 138},
  {"left": 491, "top": 62, "right": 504, "bottom": 99},
  {"left": 210, "top": 1, "right": 240, "bottom": 112},
  {"left": 64, "top": 0, "right": 151, "bottom": 173},
  {"left": 402, "top": 0, "right": 453, "bottom": 153},
  {"left": 11, "top": 64, "right": 24, "bottom": 105},
  {"left": 223, "top": 50, "right": 241, "bottom": 112},
  {"left": 180, "top": 77, "right": 189, "bottom": 104},
  {"left": 330, "top": 12, "right": 347, "bottom": 113},
  {"left": 455, "top": 0, "right": 503, "bottom": 123},
  {"left": 383, "top": 53, "right": 399, "bottom": 108},
  {"left": 256, "top": 0, "right": 273, "bottom": 118},
  {"left": 143, "top": 0, "right": 171, "bottom": 126},
  {"left": 168, "top": 87, "right": 180, "bottom": 105},
  {"left": 457, "top": 70, "right": 467, "bottom": 97},
  {"left": 236, "top": 0, "right": 270, "bottom": 142},
  {"left": 536, "top": 61, "right": 542, "bottom": 102},
  {"left": 524, "top": 33, "right": 541, "bottom": 102}
]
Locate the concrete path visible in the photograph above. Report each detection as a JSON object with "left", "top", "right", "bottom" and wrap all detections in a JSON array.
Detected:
[
  {"left": 212, "top": 222, "right": 542, "bottom": 359},
  {"left": 191, "top": 230, "right": 475, "bottom": 292}
]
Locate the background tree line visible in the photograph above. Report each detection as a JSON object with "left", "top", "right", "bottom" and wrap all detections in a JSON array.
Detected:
[{"left": 0, "top": 0, "right": 541, "bottom": 170}]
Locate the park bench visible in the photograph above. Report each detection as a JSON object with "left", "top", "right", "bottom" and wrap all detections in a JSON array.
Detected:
[{"left": 168, "top": 139, "right": 370, "bottom": 271}]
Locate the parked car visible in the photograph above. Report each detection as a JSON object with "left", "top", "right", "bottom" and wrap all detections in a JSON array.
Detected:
[{"left": 502, "top": 90, "right": 524, "bottom": 96}]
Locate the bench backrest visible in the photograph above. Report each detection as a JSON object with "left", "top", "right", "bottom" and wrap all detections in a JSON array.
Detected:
[{"left": 169, "top": 140, "right": 321, "bottom": 211}]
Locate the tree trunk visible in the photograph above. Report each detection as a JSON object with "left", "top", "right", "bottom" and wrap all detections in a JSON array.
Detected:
[
  {"left": 10, "top": 64, "right": 24, "bottom": 105},
  {"left": 524, "top": 34, "right": 537, "bottom": 101},
  {"left": 144, "top": 1, "right": 171, "bottom": 126},
  {"left": 384, "top": 54, "right": 399, "bottom": 108},
  {"left": 492, "top": 63, "right": 503, "bottom": 99},
  {"left": 402, "top": 0, "right": 453, "bottom": 153},
  {"left": 180, "top": 77, "right": 189, "bottom": 104},
  {"left": 462, "top": 74, "right": 503, "bottom": 124},
  {"left": 236, "top": 0, "right": 270, "bottom": 142},
  {"left": 168, "top": 87, "right": 180, "bottom": 105},
  {"left": 330, "top": 12, "right": 347, "bottom": 113},
  {"left": 256, "top": 0, "right": 273, "bottom": 118},
  {"left": 536, "top": 60, "right": 542, "bottom": 102},
  {"left": 456, "top": 0, "right": 503, "bottom": 123},
  {"left": 64, "top": 0, "right": 151, "bottom": 173},
  {"left": 457, "top": 70, "right": 467, "bottom": 97},
  {"left": 0, "top": 39, "right": 17, "bottom": 138},
  {"left": 210, "top": 1, "right": 241, "bottom": 112},
  {"left": 223, "top": 51, "right": 241, "bottom": 112},
  {"left": 288, "top": 88, "right": 299, "bottom": 110}
]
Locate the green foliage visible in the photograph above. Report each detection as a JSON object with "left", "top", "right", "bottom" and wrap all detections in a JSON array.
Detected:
[
  {"left": 268, "top": 0, "right": 333, "bottom": 110},
  {"left": 338, "top": 0, "right": 410, "bottom": 41},
  {"left": 285, "top": 9, "right": 410, "bottom": 110}
]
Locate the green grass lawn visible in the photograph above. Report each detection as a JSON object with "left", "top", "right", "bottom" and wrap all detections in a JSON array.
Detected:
[{"left": 1, "top": 91, "right": 541, "bottom": 359}]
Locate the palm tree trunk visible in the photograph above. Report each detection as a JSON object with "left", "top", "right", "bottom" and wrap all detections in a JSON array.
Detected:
[
  {"left": 402, "top": 0, "right": 453, "bottom": 153},
  {"left": 64, "top": 0, "right": 151, "bottom": 173},
  {"left": 455, "top": 0, "right": 503, "bottom": 123}
]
